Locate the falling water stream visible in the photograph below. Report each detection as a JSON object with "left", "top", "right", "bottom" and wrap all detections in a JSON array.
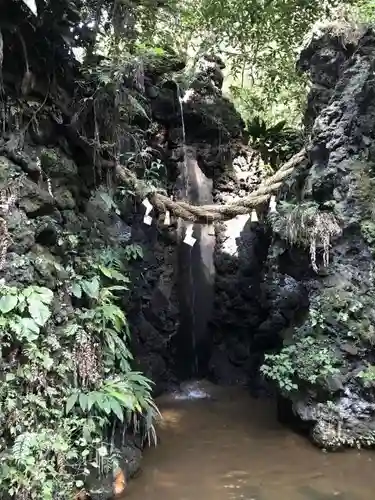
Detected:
[
  {"left": 126, "top": 381, "right": 375, "bottom": 500},
  {"left": 176, "top": 83, "right": 199, "bottom": 376}
]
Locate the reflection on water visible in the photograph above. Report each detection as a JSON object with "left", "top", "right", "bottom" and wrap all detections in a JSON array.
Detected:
[{"left": 127, "top": 382, "right": 375, "bottom": 500}]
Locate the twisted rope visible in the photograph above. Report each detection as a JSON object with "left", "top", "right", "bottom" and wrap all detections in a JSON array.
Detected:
[{"left": 116, "top": 147, "right": 307, "bottom": 223}]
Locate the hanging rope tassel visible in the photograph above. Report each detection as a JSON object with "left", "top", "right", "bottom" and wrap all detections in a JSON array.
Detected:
[
  {"left": 183, "top": 223, "right": 196, "bottom": 247},
  {"left": 142, "top": 198, "right": 153, "bottom": 225},
  {"left": 269, "top": 195, "right": 277, "bottom": 213},
  {"left": 164, "top": 210, "right": 171, "bottom": 226},
  {"left": 251, "top": 209, "right": 258, "bottom": 222}
]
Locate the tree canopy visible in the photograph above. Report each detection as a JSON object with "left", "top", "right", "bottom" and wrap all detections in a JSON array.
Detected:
[{"left": 4, "top": 0, "right": 366, "bottom": 127}]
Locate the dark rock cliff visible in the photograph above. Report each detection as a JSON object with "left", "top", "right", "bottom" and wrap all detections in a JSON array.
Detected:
[{"left": 267, "top": 23, "right": 375, "bottom": 450}]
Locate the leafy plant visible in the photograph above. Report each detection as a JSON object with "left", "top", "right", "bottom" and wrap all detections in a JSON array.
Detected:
[
  {"left": 124, "top": 244, "right": 144, "bottom": 261},
  {"left": 0, "top": 257, "right": 158, "bottom": 499},
  {"left": 246, "top": 115, "right": 304, "bottom": 168},
  {"left": 357, "top": 364, "right": 375, "bottom": 387},
  {"left": 261, "top": 336, "right": 340, "bottom": 393},
  {"left": 0, "top": 284, "right": 53, "bottom": 343}
]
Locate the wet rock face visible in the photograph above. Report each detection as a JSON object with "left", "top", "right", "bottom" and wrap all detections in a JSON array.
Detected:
[
  {"left": 297, "top": 28, "right": 359, "bottom": 130},
  {"left": 277, "top": 26, "right": 375, "bottom": 449},
  {"left": 182, "top": 55, "right": 244, "bottom": 143}
]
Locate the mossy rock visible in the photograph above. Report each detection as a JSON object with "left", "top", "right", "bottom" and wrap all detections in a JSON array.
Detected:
[
  {"left": 40, "top": 148, "right": 78, "bottom": 181},
  {"left": 88, "top": 443, "right": 142, "bottom": 500}
]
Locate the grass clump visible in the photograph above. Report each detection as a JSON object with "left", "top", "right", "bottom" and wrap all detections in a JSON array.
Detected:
[{"left": 269, "top": 201, "right": 341, "bottom": 272}]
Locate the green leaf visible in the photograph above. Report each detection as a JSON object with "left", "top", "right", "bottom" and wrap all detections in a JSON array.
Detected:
[
  {"left": 99, "top": 265, "right": 114, "bottom": 279},
  {"left": 81, "top": 278, "right": 100, "bottom": 299},
  {"left": 0, "top": 294, "right": 18, "bottom": 314},
  {"left": 34, "top": 287, "right": 54, "bottom": 304},
  {"left": 64, "top": 323, "right": 80, "bottom": 336},
  {"left": 18, "top": 317, "right": 40, "bottom": 340},
  {"left": 72, "top": 283, "right": 82, "bottom": 298},
  {"left": 99, "top": 266, "right": 129, "bottom": 282},
  {"left": 66, "top": 393, "right": 78, "bottom": 414},
  {"left": 109, "top": 391, "right": 136, "bottom": 410},
  {"left": 96, "top": 396, "right": 112, "bottom": 415},
  {"left": 105, "top": 331, "right": 116, "bottom": 353},
  {"left": 98, "top": 191, "right": 116, "bottom": 211},
  {"left": 86, "top": 392, "right": 97, "bottom": 411},
  {"left": 79, "top": 393, "right": 88, "bottom": 411},
  {"left": 28, "top": 300, "right": 51, "bottom": 327},
  {"left": 110, "top": 399, "right": 124, "bottom": 421},
  {"left": 42, "top": 355, "right": 54, "bottom": 371},
  {"left": 110, "top": 270, "right": 129, "bottom": 282},
  {"left": 107, "top": 285, "right": 128, "bottom": 291}
]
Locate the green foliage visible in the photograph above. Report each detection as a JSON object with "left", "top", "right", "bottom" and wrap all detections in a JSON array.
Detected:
[
  {"left": 229, "top": 73, "right": 308, "bottom": 127},
  {"left": 66, "top": 374, "right": 156, "bottom": 422},
  {"left": 262, "top": 284, "right": 375, "bottom": 394},
  {"left": 355, "top": 0, "right": 375, "bottom": 21},
  {"left": 357, "top": 364, "right": 375, "bottom": 387},
  {"left": 246, "top": 115, "right": 305, "bottom": 168},
  {"left": 0, "top": 252, "right": 157, "bottom": 499},
  {"left": 361, "top": 220, "right": 375, "bottom": 249},
  {"left": 179, "top": 0, "right": 347, "bottom": 125},
  {"left": 304, "top": 288, "right": 371, "bottom": 344},
  {"left": 141, "top": 159, "right": 167, "bottom": 191},
  {"left": 0, "top": 284, "right": 53, "bottom": 343},
  {"left": 261, "top": 337, "right": 340, "bottom": 393},
  {"left": 67, "top": 0, "right": 362, "bottom": 135},
  {"left": 124, "top": 244, "right": 144, "bottom": 261}
]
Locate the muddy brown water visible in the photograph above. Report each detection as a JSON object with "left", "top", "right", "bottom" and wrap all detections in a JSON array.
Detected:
[{"left": 126, "top": 382, "right": 375, "bottom": 500}]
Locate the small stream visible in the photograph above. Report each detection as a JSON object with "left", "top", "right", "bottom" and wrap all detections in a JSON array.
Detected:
[{"left": 126, "top": 381, "right": 375, "bottom": 500}]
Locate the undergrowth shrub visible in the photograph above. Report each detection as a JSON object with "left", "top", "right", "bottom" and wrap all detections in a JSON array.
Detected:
[
  {"left": 261, "top": 336, "right": 340, "bottom": 393},
  {"left": 246, "top": 115, "right": 305, "bottom": 169},
  {"left": 0, "top": 246, "right": 159, "bottom": 500},
  {"left": 357, "top": 364, "right": 375, "bottom": 388},
  {"left": 261, "top": 286, "right": 375, "bottom": 394}
]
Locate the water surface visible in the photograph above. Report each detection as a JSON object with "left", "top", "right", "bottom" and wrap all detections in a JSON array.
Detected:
[{"left": 127, "top": 382, "right": 375, "bottom": 500}]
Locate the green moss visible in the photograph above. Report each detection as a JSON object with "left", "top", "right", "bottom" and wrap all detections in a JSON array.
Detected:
[
  {"left": 40, "top": 148, "right": 59, "bottom": 170},
  {"left": 40, "top": 148, "right": 78, "bottom": 180},
  {"left": 351, "top": 159, "right": 375, "bottom": 217}
]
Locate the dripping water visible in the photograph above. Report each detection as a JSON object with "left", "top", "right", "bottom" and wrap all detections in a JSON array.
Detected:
[{"left": 176, "top": 82, "right": 198, "bottom": 376}]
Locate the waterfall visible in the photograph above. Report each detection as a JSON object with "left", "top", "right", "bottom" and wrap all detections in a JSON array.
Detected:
[
  {"left": 176, "top": 82, "right": 199, "bottom": 376},
  {"left": 176, "top": 83, "right": 188, "bottom": 197}
]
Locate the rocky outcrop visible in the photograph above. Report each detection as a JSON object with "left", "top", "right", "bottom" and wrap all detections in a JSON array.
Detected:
[
  {"left": 162, "top": 54, "right": 278, "bottom": 387},
  {"left": 267, "top": 24, "right": 375, "bottom": 449}
]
